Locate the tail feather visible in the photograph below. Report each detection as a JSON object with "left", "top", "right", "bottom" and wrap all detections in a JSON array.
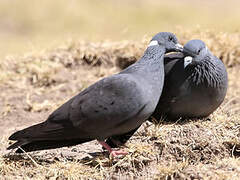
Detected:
[
  {"left": 7, "top": 139, "right": 29, "bottom": 150},
  {"left": 9, "top": 121, "right": 76, "bottom": 141},
  {"left": 8, "top": 139, "right": 92, "bottom": 153},
  {"left": 8, "top": 121, "right": 94, "bottom": 153}
]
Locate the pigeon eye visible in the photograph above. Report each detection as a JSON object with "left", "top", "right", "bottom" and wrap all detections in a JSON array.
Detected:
[
  {"left": 168, "top": 36, "right": 173, "bottom": 42},
  {"left": 197, "top": 49, "right": 201, "bottom": 54}
]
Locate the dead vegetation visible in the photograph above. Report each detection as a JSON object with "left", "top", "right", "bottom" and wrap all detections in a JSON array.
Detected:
[{"left": 0, "top": 30, "right": 240, "bottom": 179}]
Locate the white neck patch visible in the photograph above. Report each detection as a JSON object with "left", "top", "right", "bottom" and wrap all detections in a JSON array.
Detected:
[
  {"left": 148, "top": 40, "right": 159, "bottom": 47},
  {"left": 184, "top": 56, "right": 193, "bottom": 68}
]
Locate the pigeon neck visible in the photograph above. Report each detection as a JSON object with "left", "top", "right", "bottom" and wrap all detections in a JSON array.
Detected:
[
  {"left": 121, "top": 45, "right": 165, "bottom": 76},
  {"left": 190, "top": 55, "right": 227, "bottom": 88},
  {"left": 140, "top": 46, "right": 165, "bottom": 64}
]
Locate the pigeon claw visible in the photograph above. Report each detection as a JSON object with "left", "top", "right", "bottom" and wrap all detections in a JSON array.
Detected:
[
  {"left": 98, "top": 140, "right": 128, "bottom": 157},
  {"left": 110, "top": 149, "right": 128, "bottom": 157}
]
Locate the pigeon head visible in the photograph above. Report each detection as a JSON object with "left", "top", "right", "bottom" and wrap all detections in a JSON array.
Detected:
[
  {"left": 148, "top": 32, "right": 183, "bottom": 53},
  {"left": 183, "top": 39, "right": 209, "bottom": 68}
]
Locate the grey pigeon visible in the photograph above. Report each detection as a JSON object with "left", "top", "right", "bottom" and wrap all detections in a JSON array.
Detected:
[
  {"left": 7, "top": 32, "right": 183, "bottom": 157},
  {"left": 106, "top": 39, "right": 228, "bottom": 148}
]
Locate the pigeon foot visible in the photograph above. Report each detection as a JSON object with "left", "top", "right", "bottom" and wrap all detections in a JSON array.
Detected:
[
  {"left": 110, "top": 149, "right": 128, "bottom": 157},
  {"left": 98, "top": 141, "right": 128, "bottom": 157}
]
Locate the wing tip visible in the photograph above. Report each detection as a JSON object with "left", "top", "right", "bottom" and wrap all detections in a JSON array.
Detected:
[
  {"left": 8, "top": 131, "right": 22, "bottom": 140},
  {"left": 7, "top": 139, "right": 28, "bottom": 152}
]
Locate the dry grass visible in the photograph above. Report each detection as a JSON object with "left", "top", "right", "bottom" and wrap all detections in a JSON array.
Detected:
[
  {"left": 1, "top": 29, "right": 240, "bottom": 84},
  {"left": 0, "top": 30, "right": 240, "bottom": 179}
]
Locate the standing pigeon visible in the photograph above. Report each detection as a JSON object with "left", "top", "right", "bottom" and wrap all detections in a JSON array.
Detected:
[
  {"left": 106, "top": 39, "right": 228, "bottom": 148},
  {"left": 7, "top": 32, "right": 183, "bottom": 157}
]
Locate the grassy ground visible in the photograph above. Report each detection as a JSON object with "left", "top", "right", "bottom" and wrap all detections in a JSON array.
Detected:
[{"left": 0, "top": 29, "right": 240, "bottom": 179}]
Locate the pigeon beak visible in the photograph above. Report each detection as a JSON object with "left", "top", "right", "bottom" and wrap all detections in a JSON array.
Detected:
[{"left": 175, "top": 43, "right": 183, "bottom": 52}]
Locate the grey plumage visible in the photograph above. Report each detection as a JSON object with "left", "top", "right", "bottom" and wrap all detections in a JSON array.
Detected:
[
  {"left": 7, "top": 32, "right": 182, "bottom": 154},
  {"left": 106, "top": 39, "right": 228, "bottom": 148},
  {"left": 154, "top": 39, "right": 228, "bottom": 119}
]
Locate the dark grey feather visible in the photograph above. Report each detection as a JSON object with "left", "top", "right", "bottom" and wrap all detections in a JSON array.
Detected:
[{"left": 7, "top": 32, "right": 182, "bottom": 153}]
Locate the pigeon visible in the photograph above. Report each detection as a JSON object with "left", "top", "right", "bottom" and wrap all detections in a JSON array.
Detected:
[
  {"left": 7, "top": 32, "right": 183, "bottom": 157},
  {"left": 106, "top": 39, "right": 228, "bottom": 148}
]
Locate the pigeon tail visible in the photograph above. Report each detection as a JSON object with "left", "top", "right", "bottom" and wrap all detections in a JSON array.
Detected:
[
  {"left": 8, "top": 121, "right": 83, "bottom": 141},
  {"left": 8, "top": 121, "right": 93, "bottom": 153},
  {"left": 7, "top": 138, "right": 91, "bottom": 153}
]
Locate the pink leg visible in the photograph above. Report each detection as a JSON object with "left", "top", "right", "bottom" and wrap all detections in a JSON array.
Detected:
[{"left": 98, "top": 141, "right": 128, "bottom": 157}]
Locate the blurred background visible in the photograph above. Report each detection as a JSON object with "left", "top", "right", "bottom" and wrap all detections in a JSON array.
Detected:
[{"left": 0, "top": 0, "right": 239, "bottom": 58}]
